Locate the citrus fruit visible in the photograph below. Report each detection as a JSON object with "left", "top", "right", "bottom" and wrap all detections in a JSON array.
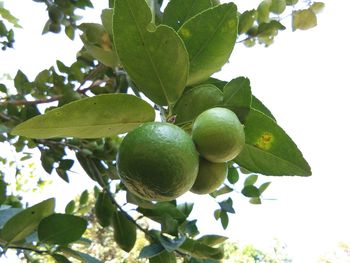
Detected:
[
  {"left": 192, "top": 107, "right": 245, "bottom": 163},
  {"left": 117, "top": 122, "right": 199, "bottom": 201},
  {"left": 191, "top": 158, "right": 228, "bottom": 195}
]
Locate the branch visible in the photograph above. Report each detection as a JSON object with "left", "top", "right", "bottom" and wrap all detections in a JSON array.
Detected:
[
  {"left": 0, "top": 95, "right": 61, "bottom": 107},
  {"left": 76, "top": 64, "right": 107, "bottom": 93}
]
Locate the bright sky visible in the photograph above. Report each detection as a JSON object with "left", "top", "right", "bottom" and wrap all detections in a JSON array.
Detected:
[{"left": 1, "top": 0, "right": 350, "bottom": 262}]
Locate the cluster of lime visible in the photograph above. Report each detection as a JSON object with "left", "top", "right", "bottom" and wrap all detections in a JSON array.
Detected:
[{"left": 117, "top": 107, "right": 245, "bottom": 201}]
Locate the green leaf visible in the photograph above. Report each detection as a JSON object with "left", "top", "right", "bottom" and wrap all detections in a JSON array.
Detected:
[
  {"left": 139, "top": 243, "right": 164, "bottom": 258},
  {"left": 251, "top": 96, "right": 276, "bottom": 121},
  {"left": 286, "top": 0, "right": 298, "bottom": 5},
  {"left": 249, "top": 197, "right": 262, "bottom": 205},
  {"left": 14, "top": 70, "right": 29, "bottom": 94},
  {"left": 179, "top": 220, "right": 199, "bottom": 237},
  {"left": 238, "top": 10, "right": 256, "bottom": 34},
  {"left": 219, "top": 198, "right": 235, "bottom": 214},
  {"left": 126, "top": 191, "right": 154, "bottom": 209},
  {"left": 113, "top": 0, "right": 189, "bottom": 106},
  {"left": 149, "top": 250, "right": 176, "bottom": 263},
  {"left": 95, "top": 191, "right": 115, "bottom": 227},
  {"left": 177, "top": 202, "right": 194, "bottom": 218},
  {"left": 220, "top": 210, "right": 229, "bottom": 229},
  {"left": 0, "top": 198, "right": 55, "bottom": 244},
  {"left": 173, "top": 84, "right": 223, "bottom": 124},
  {"left": 112, "top": 210, "right": 136, "bottom": 252},
  {"left": 0, "top": 208, "right": 22, "bottom": 228},
  {"left": 241, "top": 185, "right": 260, "bottom": 198},
  {"left": 259, "top": 181, "right": 271, "bottom": 194},
  {"left": 227, "top": 167, "right": 239, "bottom": 185},
  {"left": 210, "top": 184, "right": 233, "bottom": 198},
  {"left": 163, "top": 0, "right": 213, "bottom": 31},
  {"left": 292, "top": 9, "right": 317, "bottom": 31},
  {"left": 74, "top": 252, "right": 102, "bottom": 263},
  {"left": 38, "top": 213, "right": 87, "bottom": 245},
  {"left": 179, "top": 238, "right": 224, "bottom": 260},
  {"left": 178, "top": 3, "right": 238, "bottom": 85},
  {"left": 270, "top": 0, "right": 286, "bottom": 14},
  {"left": 79, "top": 190, "right": 89, "bottom": 206},
  {"left": 0, "top": 180, "right": 6, "bottom": 205},
  {"left": 257, "top": 0, "right": 270, "bottom": 24},
  {"left": 101, "top": 9, "right": 113, "bottom": 36},
  {"left": 235, "top": 109, "right": 311, "bottom": 176},
  {"left": 137, "top": 202, "right": 186, "bottom": 224},
  {"left": 0, "top": 7, "right": 21, "bottom": 28},
  {"left": 52, "top": 254, "right": 72, "bottom": 263},
  {"left": 65, "top": 200, "right": 75, "bottom": 214},
  {"left": 11, "top": 94, "right": 155, "bottom": 139},
  {"left": 159, "top": 235, "right": 186, "bottom": 252},
  {"left": 310, "top": 2, "right": 325, "bottom": 14},
  {"left": 222, "top": 77, "right": 252, "bottom": 121},
  {"left": 244, "top": 174, "right": 258, "bottom": 186},
  {"left": 257, "top": 20, "right": 286, "bottom": 36},
  {"left": 197, "top": 235, "right": 228, "bottom": 246}
]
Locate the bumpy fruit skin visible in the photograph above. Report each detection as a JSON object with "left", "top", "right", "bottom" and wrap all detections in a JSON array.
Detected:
[
  {"left": 191, "top": 158, "right": 228, "bottom": 195},
  {"left": 117, "top": 122, "right": 199, "bottom": 201},
  {"left": 192, "top": 107, "right": 245, "bottom": 163}
]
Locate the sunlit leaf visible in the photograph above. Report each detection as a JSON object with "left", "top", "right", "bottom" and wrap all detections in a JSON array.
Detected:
[
  {"left": 292, "top": 9, "right": 317, "bottom": 31},
  {"left": 11, "top": 94, "right": 155, "bottom": 139}
]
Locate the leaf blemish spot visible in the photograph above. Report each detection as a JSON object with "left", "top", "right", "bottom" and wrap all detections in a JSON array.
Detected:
[
  {"left": 180, "top": 28, "right": 191, "bottom": 39},
  {"left": 254, "top": 132, "right": 274, "bottom": 150}
]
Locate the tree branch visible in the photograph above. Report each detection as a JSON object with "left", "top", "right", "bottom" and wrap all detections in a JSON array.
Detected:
[{"left": 0, "top": 96, "right": 61, "bottom": 107}]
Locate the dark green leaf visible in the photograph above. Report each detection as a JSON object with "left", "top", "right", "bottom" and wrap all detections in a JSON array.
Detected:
[
  {"left": 126, "top": 191, "right": 154, "bottom": 209},
  {"left": 56, "top": 168, "right": 69, "bottom": 183},
  {"left": 244, "top": 174, "right": 258, "bottom": 186},
  {"left": 178, "top": 3, "right": 238, "bottom": 85},
  {"left": 113, "top": 0, "right": 189, "bottom": 105},
  {"left": 139, "top": 243, "right": 164, "bottom": 258},
  {"left": 0, "top": 180, "right": 6, "bottom": 205},
  {"left": 241, "top": 185, "right": 260, "bottom": 198},
  {"left": 65, "top": 200, "right": 75, "bottom": 214},
  {"left": 11, "top": 94, "right": 155, "bottom": 139},
  {"left": 173, "top": 84, "right": 223, "bottom": 124},
  {"left": 38, "top": 213, "right": 87, "bottom": 245},
  {"left": 163, "top": 0, "right": 213, "bottom": 31},
  {"left": 257, "top": 20, "right": 286, "bottom": 37},
  {"left": 149, "top": 250, "right": 176, "bottom": 263},
  {"left": 197, "top": 235, "right": 228, "bottom": 246},
  {"left": 112, "top": 210, "right": 136, "bottom": 252},
  {"left": 161, "top": 214, "right": 179, "bottom": 236},
  {"left": 159, "top": 235, "right": 186, "bottom": 252},
  {"left": 227, "top": 167, "right": 239, "bottom": 185},
  {"left": 14, "top": 70, "right": 29, "bottom": 94},
  {"left": 251, "top": 96, "right": 276, "bottom": 121},
  {"left": 75, "top": 252, "right": 102, "bottom": 263},
  {"left": 0, "top": 83, "right": 7, "bottom": 93},
  {"left": 138, "top": 202, "right": 186, "bottom": 224},
  {"left": 219, "top": 198, "right": 235, "bottom": 214},
  {"left": 292, "top": 9, "right": 317, "bottom": 31},
  {"left": 220, "top": 210, "right": 229, "bottom": 229},
  {"left": 52, "top": 254, "right": 72, "bottom": 263},
  {"left": 95, "top": 191, "right": 115, "bottom": 227},
  {"left": 213, "top": 209, "right": 220, "bottom": 220},
  {"left": 223, "top": 77, "right": 252, "bottom": 121},
  {"left": 179, "top": 220, "right": 199, "bottom": 237},
  {"left": 0, "top": 198, "right": 55, "bottom": 244},
  {"left": 235, "top": 109, "right": 311, "bottom": 176},
  {"left": 177, "top": 202, "right": 194, "bottom": 218}
]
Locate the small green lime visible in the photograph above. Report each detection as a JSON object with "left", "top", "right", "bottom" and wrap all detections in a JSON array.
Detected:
[
  {"left": 117, "top": 122, "right": 199, "bottom": 201},
  {"left": 191, "top": 158, "right": 228, "bottom": 195},
  {"left": 192, "top": 107, "right": 245, "bottom": 163}
]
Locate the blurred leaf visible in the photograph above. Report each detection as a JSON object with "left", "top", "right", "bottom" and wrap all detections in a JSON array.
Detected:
[
  {"left": 179, "top": 238, "right": 224, "bottom": 260},
  {"left": 112, "top": 210, "right": 136, "bottom": 252},
  {"left": 95, "top": 191, "right": 114, "bottom": 227},
  {"left": 238, "top": 10, "right": 256, "bottom": 34},
  {"left": 227, "top": 167, "right": 239, "bottom": 185},
  {"left": 0, "top": 208, "right": 22, "bottom": 228},
  {"left": 178, "top": 3, "right": 237, "bottom": 85},
  {"left": 0, "top": 180, "right": 6, "bottom": 205},
  {"left": 139, "top": 243, "right": 164, "bottom": 258},
  {"left": 38, "top": 213, "right": 87, "bottom": 245},
  {"left": 179, "top": 220, "right": 199, "bottom": 237},
  {"left": 161, "top": 214, "right": 179, "bottom": 236},
  {"left": 241, "top": 185, "right": 260, "bottom": 198},
  {"left": 249, "top": 197, "right": 262, "bottom": 205},
  {"left": 257, "top": 0, "right": 271, "bottom": 24},
  {"left": 12, "top": 94, "right": 155, "bottom": 139},
  {"left": 101, "top": 9, "right": 113, "bottom": 36},
  {"left": 177, "top": 202, "right": 194, "bottom": 218},
  {"left": 149, "top": 250, "right": 176, "bottom": 263},
  {"left": 0, "top": 7, "right": 21, "bottom": 28},
  {"left": 220, "top": 210, "right": 229, "bottom": 229},
  {"left": 113, "top": 0, "right": 189, "bottom": 105},
  {"left": 197, "top": 235, "right": 228, "bottom": 246},
  {"left": 65, "top": 200, "right": 75, "bottom": 214},
  {"left": 310, "top": 2, "right": 325, "bottom": 14},
  {"left": 235, "top": 109, "right": 312, "bottom": 176},
  {"left": 79, "top": 190, "right": 89, "bottom": 206},
  {"left": 219, "top": 198, "right": 235, "bottom": 214},
  {"left": 0, "top": 198, "right": 55, "bottom": 244},
  {"left": 210, "top": 185, "right": 233, "bottom": 198},
  {"left": 270, "top": 0, "right": 286, "bottom": 14},
  {"left": 292, "top": 9, "right": 317, "bottom": 31},
  {"left": 52, "top": 254, "right": 72, "bottom": 263},
  {"left": 138, "top": 202, "right": 186, "bottom": 224},
  {"left": 259, "top": 181, "right": 271, "bottom": 194},
  {"left": 286, "top": 0, "right": 298, "bottom": 5},
  {"left": 159, "top": 235, "right": 186, "bottom": 252},
  {"left": 126, "top": 191, "right": 154, "bottom": 209},
  {"left": 163, "top": 0, "right": 213, "bottom": 31},
  {"left": 244, "top": 174, "right": 258, "bottom": 186}
]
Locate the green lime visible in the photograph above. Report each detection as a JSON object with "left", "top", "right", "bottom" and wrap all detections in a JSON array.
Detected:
[
  {"left": 117, "top": 122, "right": 199, "bottom": 201},
  {"left": 192, "top": 107, "right": 245, "bottom": 163},
  {"left": 191, "top": 158, "right": 228, "bottom": 195}
]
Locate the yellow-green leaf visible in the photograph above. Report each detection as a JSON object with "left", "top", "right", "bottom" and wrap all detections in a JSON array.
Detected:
[
  {"left": 292, "top": 9, "right": 317, "bottom": 31},
  {"left": 11, "top": 94, "right": 155, "bottom": 139}
]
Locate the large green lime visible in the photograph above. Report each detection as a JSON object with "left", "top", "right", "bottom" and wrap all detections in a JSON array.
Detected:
[
  {"left": 192, "top": 107, "right": 245, "bottom": 163},
  {"left": 117, "top": 122, "right": 199, "bottom": 201},
  {"left": 191, "top": 158, "right": 228, "bottom": 195}
]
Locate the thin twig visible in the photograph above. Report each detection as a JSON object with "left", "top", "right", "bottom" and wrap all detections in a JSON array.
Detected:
[{"left": 0, "top": 96, "right": 61, "bottom": 107}]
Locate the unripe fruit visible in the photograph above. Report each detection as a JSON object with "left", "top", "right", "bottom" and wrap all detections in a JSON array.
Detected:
[{"left": 192, "top": 107, "right": 245, "bottom": 163}]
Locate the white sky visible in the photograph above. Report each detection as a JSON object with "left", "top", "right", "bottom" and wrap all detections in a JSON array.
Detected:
[{"left": 1, "top": 0, "right": 350, "bottom": 262}]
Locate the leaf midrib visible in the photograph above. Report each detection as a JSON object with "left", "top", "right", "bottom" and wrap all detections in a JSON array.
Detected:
[{"left": 126, "top": 0, "right": 170, "bottom": 105}]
